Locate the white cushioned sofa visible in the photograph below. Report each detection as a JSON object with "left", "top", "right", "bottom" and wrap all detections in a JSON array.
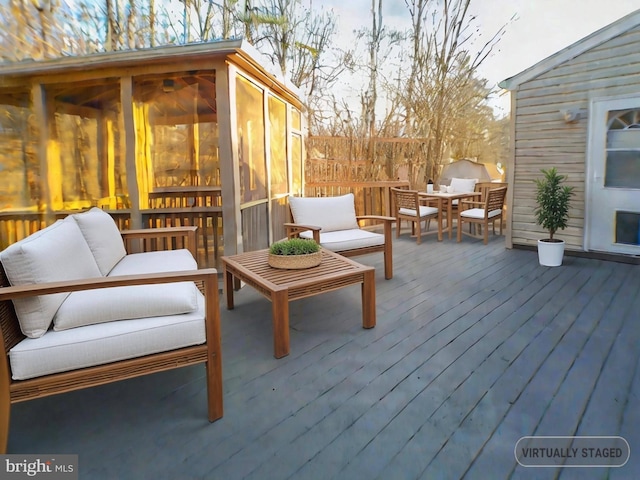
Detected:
[
  {"left": 0, "top": 208, "right": 223, "bottom": 453},
  {"left": 285, "top": 193, "right": 394, "bottom": 279}
]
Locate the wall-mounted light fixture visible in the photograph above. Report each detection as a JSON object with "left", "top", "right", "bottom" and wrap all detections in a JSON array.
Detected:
[{"left": 560, "top": 108, "right": 581, "bottom": 123}]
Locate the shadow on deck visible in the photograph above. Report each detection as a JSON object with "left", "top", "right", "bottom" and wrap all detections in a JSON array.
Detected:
[{"left": 8, "top": 231, "right": 640, "bottom": 479}]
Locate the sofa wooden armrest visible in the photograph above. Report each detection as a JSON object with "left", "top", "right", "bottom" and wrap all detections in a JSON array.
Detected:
[{"left": 0, "top": 220, "right": 223, "bottom": 454}]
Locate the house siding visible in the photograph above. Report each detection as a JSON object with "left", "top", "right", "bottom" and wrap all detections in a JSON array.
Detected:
[{"left": 510, "top": 25, "right": 640, "bottom": 250}]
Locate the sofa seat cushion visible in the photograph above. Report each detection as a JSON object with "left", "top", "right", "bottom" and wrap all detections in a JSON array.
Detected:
[
  {"left": 10, "top": 293, "right": 205, "bottom": 380},
  {"left": 0, "top": 218, "right": 101, "bottom": 338},
  {"left": 72, "top": 208, "right": 126, "bottom": 275},
  {"left": 109, "top": 249, "right": 197, "bottom": 276},
  {"left": 300, "top": 228, "right": 384, "bottom": 252},
  {"left": 289, "top": 194, "right": 359, "bottom": 233}
]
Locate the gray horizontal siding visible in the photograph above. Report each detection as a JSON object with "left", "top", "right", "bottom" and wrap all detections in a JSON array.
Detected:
[{"left": 511, "top": 24, "right": 640, "bottom": 250}]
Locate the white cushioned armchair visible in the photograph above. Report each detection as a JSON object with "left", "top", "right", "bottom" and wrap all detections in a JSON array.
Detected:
[
  {"left": 285, "top": 193, "right": 394, "bottom": 279},
  {"left": 0, "top": 208, "right": 223, "bottom": 452}
]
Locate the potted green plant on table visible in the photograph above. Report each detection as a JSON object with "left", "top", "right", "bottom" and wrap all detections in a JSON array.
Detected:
[
  {"left": 268, "top": 238, "right": 322, "bottom": 269},
  {"left": 534, "top": 167, "right": 574, "bottom": 266}
]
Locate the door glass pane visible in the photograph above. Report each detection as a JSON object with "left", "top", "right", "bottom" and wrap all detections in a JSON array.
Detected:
[
  {"left": 606, "top": 109, "right": 640, "bottom": 188},
  {"left": 616, "top": 211, "right": 640, "bottom": 245},
  {"left": 605, "top": 151, "right": 640, "bottom": 188}
]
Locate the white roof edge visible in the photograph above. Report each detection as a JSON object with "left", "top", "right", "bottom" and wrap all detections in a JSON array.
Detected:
[
  {"left": 499, "top": 8, "right": 640, "bottom": 90},
  {"left": 0, "top": 38, "right": 245, "bottom": 77},
  {"left": 0, "top": 37, "right": 301, "bottom": 100}
]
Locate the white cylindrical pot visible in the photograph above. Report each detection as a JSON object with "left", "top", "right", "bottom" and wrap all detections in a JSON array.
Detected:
[{"left": 537, "top": 239, "right": 565, "bottom": 266}]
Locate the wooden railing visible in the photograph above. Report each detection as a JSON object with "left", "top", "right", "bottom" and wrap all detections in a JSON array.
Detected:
[{"left": 1, "top": 182, "right": 405, "bottom": 266}]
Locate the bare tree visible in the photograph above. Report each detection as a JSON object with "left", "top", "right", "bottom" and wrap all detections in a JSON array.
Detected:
[
  {"left": 393, "top": 0, "right": 506, "bottom": 183},
  {"left": 248, "top": 0, "right": 341, "bottom": 134}
]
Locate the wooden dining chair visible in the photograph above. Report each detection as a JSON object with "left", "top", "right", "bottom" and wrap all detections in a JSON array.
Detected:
[
  {"left": 457, "top": 186, "right": 508, "bottom": 244},
  {"left": 474, "top": 181, "right": 508, "bottom": 203},
  {"left": 391, "top": 187, "right": 439, "bottom": 244}
]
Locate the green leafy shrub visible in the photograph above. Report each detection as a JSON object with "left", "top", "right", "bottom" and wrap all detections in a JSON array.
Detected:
[
  {"left": 269, "top": 238, "right": 320, "bottom": 256},
  {"left": 534, "top": 167, "right": 574, "bottom": 241}
]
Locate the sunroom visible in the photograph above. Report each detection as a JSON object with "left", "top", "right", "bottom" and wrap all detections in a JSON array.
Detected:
[{"left": 0, "top": 39, "right": 304, "bottom": 267}]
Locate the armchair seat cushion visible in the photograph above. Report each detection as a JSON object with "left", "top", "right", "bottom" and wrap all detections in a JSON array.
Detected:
[
  {"left": 460, "top": 208, "right": 502, "bottom": 219},
  {"left": 300, "top": 228, "right": 384, "bottom": 252},
  {"left": 10, "top": 293, "right": 205, "bottom": 380}
]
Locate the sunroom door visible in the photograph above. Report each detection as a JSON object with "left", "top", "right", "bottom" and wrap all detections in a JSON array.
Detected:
[{"left": 587, "top": 97, "right": 640, "bottom": 255}]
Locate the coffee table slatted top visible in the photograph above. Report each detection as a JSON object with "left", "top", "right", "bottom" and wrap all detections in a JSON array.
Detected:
[{"left": 223, "top": 249, "right": 372, "bottom": 301}]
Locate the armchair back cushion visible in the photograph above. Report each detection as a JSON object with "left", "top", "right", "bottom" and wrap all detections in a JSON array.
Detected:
[
  {"left": 0, "top": 218, "right": 101, "bottom": 338},
  {"left": 450, "top": 177, "right": 477, "bottom": 193},
  {"left": 289, "top": 194, "right": 359, "bottom": 232},
  {"left": 73, "top": 207, "right": 126, "bottom": 275}
]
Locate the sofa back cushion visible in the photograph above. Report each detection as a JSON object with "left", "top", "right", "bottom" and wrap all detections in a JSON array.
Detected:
[
  {"left": 72, "top": 208, "right": 126, "bottom": 275},
  {"left": 53, "top": 248, "right": 200, "bottom": 330},
  {"left": 0, "top": 218, "right": 101, "bottom": 338},
  {"left": 53, "top": 282, "right": 199, "bottom": 331},
  {"left": 289, "top": 193, "right": 359, "bottom": 233}
]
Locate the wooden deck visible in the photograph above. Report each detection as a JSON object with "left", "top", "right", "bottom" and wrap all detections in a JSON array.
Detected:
[{"left": 8, "top": 231, "right": 640, "bottom": 479}]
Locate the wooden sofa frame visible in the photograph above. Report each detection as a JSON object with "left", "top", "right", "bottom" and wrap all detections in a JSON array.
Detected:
[
  {"left": 0, "top": 226, "right": 223, "bottom": 453},
  {"left": 285, "top": 215, "right": 394, "bottom": 280}
]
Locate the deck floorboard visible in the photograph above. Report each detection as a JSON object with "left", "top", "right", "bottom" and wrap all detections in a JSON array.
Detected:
[{"left": 8, "top": 231, "right": 639, "bottom": 479}]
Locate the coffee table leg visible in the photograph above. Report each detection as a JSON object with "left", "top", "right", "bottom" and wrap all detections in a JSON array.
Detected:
[
  {"left": 272, "top": 288, "right": 290, "bottom": 358},
  {"left": 362, "top": 269, "right": 376, "bottom": 329},
  {"left": 224, "top": 267, "right": 235, "bottom": 310}
]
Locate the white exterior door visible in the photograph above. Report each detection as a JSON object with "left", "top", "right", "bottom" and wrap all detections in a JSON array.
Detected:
[{"left": 587, "top": 96, "right": 640, "bottom": 255}]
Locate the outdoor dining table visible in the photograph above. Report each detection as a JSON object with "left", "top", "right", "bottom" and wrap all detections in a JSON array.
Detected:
[{"left": 419, "top": 190, "right": 481, "bottom": 240}]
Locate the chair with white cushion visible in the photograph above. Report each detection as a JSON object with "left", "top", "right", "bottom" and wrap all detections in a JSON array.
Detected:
[
  {"left": 391, "top": 188, "right": 439, "bottom": 245},
  {"left": 436, "top": 177, "right": 477, "bottom": 229},
  {"left": 457, "top": 186, "right": 507, "bottom": 244},
  {"left": 285, "top": 193, "right": 394, "bottom": 279}
]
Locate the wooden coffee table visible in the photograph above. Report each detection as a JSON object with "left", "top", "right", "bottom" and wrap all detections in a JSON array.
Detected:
[{"left": 222, "top": 248, "right": 376, "bottom": 358}]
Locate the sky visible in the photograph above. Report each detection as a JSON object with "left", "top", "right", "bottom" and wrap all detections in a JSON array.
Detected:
[{"left": 316, "top": 0, "right": 640, "bottom": 115}]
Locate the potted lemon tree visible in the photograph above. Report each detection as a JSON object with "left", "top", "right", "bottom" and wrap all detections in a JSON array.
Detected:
[{"left": 534, "top": 167, "right": 574, "bottom": 266}]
